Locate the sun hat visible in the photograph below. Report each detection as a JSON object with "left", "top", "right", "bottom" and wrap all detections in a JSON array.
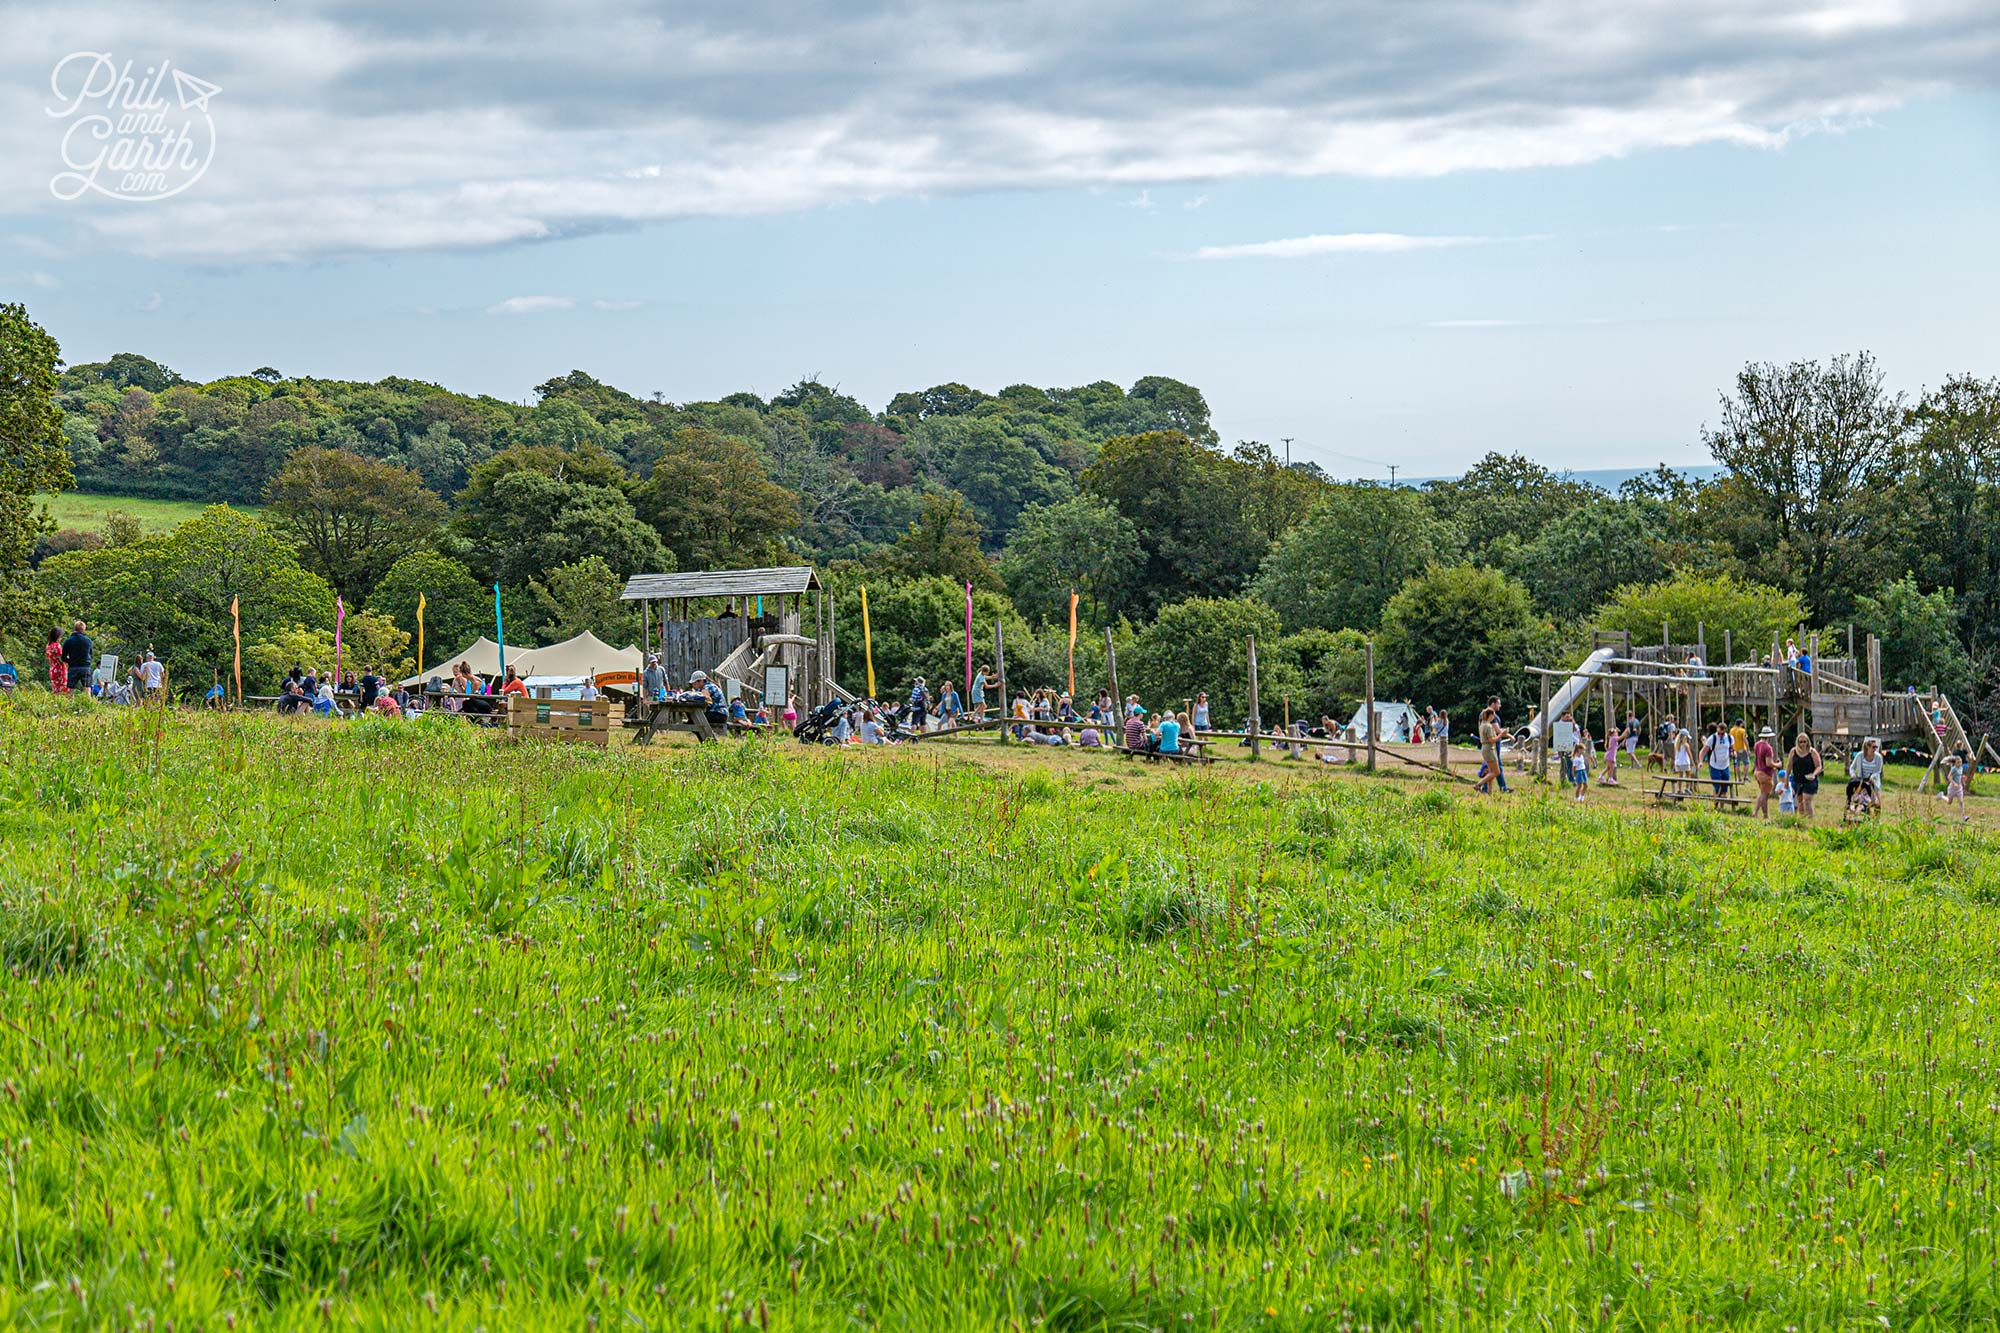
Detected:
[{"left": 1758, "top": 727, "right": 1775, "bottom": 738}]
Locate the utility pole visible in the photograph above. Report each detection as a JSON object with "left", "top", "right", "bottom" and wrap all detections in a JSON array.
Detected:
[
  {"left": 1387, "top": 465, "right": 1399, "bottom": 486},
  {"left": 1280, "top": 436, "right": 1293, "bottom": 468}
]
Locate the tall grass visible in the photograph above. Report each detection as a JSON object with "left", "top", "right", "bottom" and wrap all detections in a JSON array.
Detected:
[{"left": 0, "top": 709, "right": 1995, "bottom": 1328}]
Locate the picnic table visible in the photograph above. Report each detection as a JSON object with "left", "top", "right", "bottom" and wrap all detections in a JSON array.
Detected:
[
  {"left": 1118, "top": 740, "right": 1212, "bottom": 766},
  {"left": 1651, "top": 772, "right": 1753, "bottom": 811},
  {"left": 624, "top": 697, "right": 731, "bottom": 744}
]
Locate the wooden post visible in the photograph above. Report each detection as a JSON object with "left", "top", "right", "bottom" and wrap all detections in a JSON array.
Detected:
[
  {"left": 1847, "top": 623, "right": 1855, "bottom": 661},
  {"left": 1104, "top": 626, "right": 1120, "bottom": 720},
  {"left": 1770, "top": 631, "right": 1782, "bottom": 740},
  {"left": 1806, "top": 631, "right": 1820, "bottom": 743},
  {"left": 1536, "top": 668, "right": 1549, "bottom": 779},
  {"left": 1724, "top": 629, "right": 1732, "bottom": 668},
  {"left": 1363, "top": 637, "right": 1376, "bottom": 772},
  {"left": 995, "top": 620, "right": 1009, "bottom": 744},
  {"left": 1246, "top": 635, "right": 1261, "bottom": 762},
  {"left": 1867, "top": 633, "right": 1880, "bottom": 737}
]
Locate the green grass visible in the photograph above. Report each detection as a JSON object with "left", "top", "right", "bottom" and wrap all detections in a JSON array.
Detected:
[
  {"left": 35, "top": 491, "right": 252, "bottom": 534},
  {"left": 1, "top": 701, "right": 1997, "bottom": 1329}
]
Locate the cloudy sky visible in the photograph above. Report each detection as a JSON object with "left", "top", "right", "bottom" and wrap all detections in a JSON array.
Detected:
[{"left": 2, "top": 0, "right": 1996, "bottom": 475}]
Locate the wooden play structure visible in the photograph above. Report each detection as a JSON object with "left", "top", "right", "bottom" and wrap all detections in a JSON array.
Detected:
[
  {"left": 619, "top": 566, "right": 843, "bottom": 710},
  {"left": 1525, "top": 627, "right": 1992, "bottom": 789}
]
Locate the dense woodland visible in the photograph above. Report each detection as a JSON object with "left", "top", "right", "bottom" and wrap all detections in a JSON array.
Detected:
[{"left": 2, "top": 300, "right": 1998, "bottom": 728}]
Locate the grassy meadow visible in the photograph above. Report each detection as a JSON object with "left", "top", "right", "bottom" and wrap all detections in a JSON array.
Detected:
[
  {"left": 34, "top": 492, "right": 248, "bottom": 535},
  {"left": 1, "top": 701, "right": 1997, "bottom": 1329}
]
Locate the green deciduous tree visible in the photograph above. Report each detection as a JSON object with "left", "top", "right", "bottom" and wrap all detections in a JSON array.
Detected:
[
  {"left": 1000, "top": 493, "right": 1143, "bottom": 626},
  {"left": 1377, "top": 565, "right": 1546, "bottom": 719},
  {"left": 1594, "top": 570, "right": 1807, "bottom": 656},
  {"left": 1509, "top": 499, "right": 1667, "bottom": 621},
  {"left": 529, "top": 556, "right": 640, "bottom": 645},
  {"left": 246, "top": 610, "right": 412, "bottom": 687},
  {"left": 264, "top": 445, "right": 445, "bottom": 598},
  {"left": 1852, "top": 575, "right": 1974, "bottom": 699},
  {"left": 1254, "top": 484, "right": 1459, "bottom": 632},
  {"left": 456, "top": 444, "right": 669, "bottom": 587},
  {"left": 1083, "top": 431, "right": 1265, "bottom": 612},
  {"left": 633, "top": 428, "right": 799, "bottom": 571},
  {"left": 1421, "top": 453, "right": 1600, "bottom": 561},
  {"left": 37, "top": 506, "right": 335, "bottom": 693},
  {"left": 1701, "top": 353, "right": 1900, "bottom": 620},
  {"left": 0, "top": 302, "right": 74, "bottom": 655},
  {"left": 366, "top": 548, "right": 490, "bottom": 667},
  {"left": 887, "top": 493, "right": 998, "bottom": 589},
  {"left": 1123, "top": 596, "right": 1280, "bottom": 725}
]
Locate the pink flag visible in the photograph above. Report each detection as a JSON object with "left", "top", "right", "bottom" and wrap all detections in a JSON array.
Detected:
[
  {"left": 964, "top": 581, "right": 973, "bottom": 700},
  {"left": 334, "top": 596, "right": 345, "bottom": 682}
]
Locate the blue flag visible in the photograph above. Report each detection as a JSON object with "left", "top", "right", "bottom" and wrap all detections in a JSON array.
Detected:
[{"left": 494, "top": 583, "right": 505, "bottom": 679}]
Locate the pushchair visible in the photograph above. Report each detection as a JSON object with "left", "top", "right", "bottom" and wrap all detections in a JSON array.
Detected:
[{"left": 793, "top": 699, "right": 847, "bottom": 744}]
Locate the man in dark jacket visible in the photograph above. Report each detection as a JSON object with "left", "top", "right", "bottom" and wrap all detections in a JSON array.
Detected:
[{"left": 60, "top": 620, "right": 93, "bottom": 685}]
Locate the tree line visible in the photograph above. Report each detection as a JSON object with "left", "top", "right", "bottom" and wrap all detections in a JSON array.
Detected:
[{"left": 1, "top": 301, "right": 1994, "bottom": 727}]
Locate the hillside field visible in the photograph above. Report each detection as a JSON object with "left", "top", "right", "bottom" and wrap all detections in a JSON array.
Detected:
[
  {"left": 35, "top": 492, "right": 251, "bottom": 534},
  {"left": 1, "top": 702, "right": 1996, "bottom": 1329}
]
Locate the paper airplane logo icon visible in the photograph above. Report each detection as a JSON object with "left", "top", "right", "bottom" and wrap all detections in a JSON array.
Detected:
[{"left": 172, "top": 68, "right": 220, "bottom": 112}]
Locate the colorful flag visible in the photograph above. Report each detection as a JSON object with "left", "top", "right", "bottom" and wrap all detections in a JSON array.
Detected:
[
  {"left": 231, "top": 596, "right": 241, "bottom": 705},
  {"left": 859, "top": 585, "right": 876, "bottom": 699},
  {"left": 494, "top": 584, "right": 506, "bottom": 680},
  {"left": 1067, "top": 589, "right": 1079, "bottom": 698},
  {"left": 334, "top": 596, "right": 345, "bottom": 682},
  {"left": 964, "top": 581, "right": 973, "bottom": 701},
  {"left": 416, "top": 592, "right": 427, "bottom": 679}
]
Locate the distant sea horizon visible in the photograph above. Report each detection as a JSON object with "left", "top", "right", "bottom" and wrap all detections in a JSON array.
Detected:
[{"left": 1390, "top": 463, "right": 1726, "bottom": 490}]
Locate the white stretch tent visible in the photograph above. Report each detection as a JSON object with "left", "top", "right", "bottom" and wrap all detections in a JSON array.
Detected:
[{"left": 400, "top": 632, "right": 639, "bottom": 688}]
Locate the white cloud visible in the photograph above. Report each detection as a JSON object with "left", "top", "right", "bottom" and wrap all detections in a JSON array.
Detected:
[
  {"left": 1183, "top": 194, "right": 1209, "bottom": 210},
  {"left": 1196, "top": 233, "right": 1491, "bottom": 260},
  {"left": 23, "top": 270, "right": 60, "bottom": 289},
  {"left": 1121, "top": 189, "right": 1155, "bottom": 210},
  {"left": 0, "top": 0, "right": 1991, "bottom": 262},
  {"left": 486, "top": 295, "right": 574, "bottom": 315},
  {"left": 1429, "top": 318, "right": 1526, "bottom": 327},
  {"left": 592, "top": 298, "right": 643, "bottom": 311}
]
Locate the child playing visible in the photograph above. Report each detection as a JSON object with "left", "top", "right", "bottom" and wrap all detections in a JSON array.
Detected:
[
  {"left": 1776, "top": 767, "right": 1797, "bottom": 816},
  {"left": 1570, "top": 736, "right": 1590, "bottom": 801},
  {"left": 1601, "top": 725, "right": 1621, "bottom": 786},
  {"left": 1947, "top": 750, "right": 1970, "bottom": 823}
]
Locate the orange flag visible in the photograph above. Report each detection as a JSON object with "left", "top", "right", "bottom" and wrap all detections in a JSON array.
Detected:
[
  {"left": 1067, "top": 589, "right": 1079, "bottom": 698},
  {"left": 231, "top": 596, "right": 242, "bottom": 704}
]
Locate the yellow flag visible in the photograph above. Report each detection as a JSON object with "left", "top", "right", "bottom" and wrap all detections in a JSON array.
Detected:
[
  {"left": 860, "top": 585, "right": 876, "bottom": 699},
  {"left": 416, "top": 592, "right": 427, "bottom": 679}
]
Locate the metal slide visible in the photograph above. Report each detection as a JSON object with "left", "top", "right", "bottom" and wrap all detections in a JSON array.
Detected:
[{"left": 1524, "top": 647, "right": 1618, "bottom": 741}]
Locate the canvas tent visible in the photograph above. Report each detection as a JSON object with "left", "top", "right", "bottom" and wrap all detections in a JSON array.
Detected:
[{"left": 399, "top": 632, "right": 639, "bottom": 688}]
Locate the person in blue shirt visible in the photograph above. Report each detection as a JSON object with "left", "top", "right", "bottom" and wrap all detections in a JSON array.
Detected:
[
  {"left": 692, "top": 670, "right": 727, "bottom": 721},
  {"left": 1157, "top": 710, "right": 1182, "bottom": 754},
  {"left": 729, "top": 696, "right": 749, "bottom": 722}
]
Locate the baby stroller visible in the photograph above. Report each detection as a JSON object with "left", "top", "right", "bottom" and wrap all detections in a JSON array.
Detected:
[{"left": 793, "top": 699, "right": 846, "bottom": 744}]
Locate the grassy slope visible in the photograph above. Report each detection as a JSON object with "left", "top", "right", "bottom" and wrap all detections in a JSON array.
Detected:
[
  {"left": 35, "top": 491, "right": 255, "bottom": 533},
  {"left": 0, "top": 705, "right": 1996, "bottom": 1329}
]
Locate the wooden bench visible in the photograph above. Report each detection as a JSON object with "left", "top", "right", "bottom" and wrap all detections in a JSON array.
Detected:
[{"left": 1651, "top": 773, "right": 1753, "bottom": 811}]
